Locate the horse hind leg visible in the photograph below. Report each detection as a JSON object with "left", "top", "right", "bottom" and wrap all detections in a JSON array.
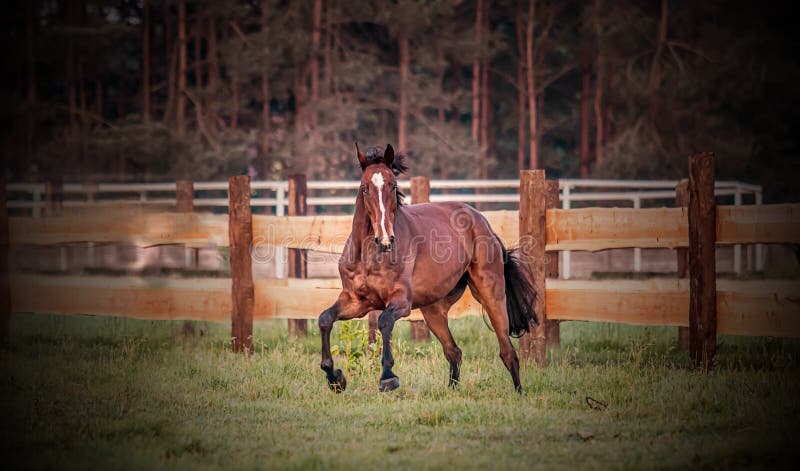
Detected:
[
  {"left": 467, "top": 266, "right": 522, "bottom": 392},
  {"left": 420, "top": 300, "right": 463, "bottom": 388}
]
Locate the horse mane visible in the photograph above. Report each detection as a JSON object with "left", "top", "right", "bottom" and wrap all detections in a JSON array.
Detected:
[
  {"left": 362, "top": 146, "right": 409, "bottom": 205},
  {"left": 362, "top": 146, "right": 409, "bottom": 176}
]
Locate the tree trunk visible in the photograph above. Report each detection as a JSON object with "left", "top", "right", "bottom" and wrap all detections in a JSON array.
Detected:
[
  {"left": 260, "top": 0, "right": 270, "bottom": 177},
  {"left": 398, "top": 31, "right": 409, "bottom": 151},
  {"left": 142, "top": 0, "right": 151, "bottom": 123},
  {"left": 579, "top": 45, "right": 591, "bottom": 178},
  {"left": 292, "top": 69, "right": 307, "bottom": 172},
  {"left": 649, "top": 0, "right": 669, "bottom": 117},
  {"left": 437, "top": 46, "right": 446, "bottom": 123},
  {"left": 310, "top": 0, "right": 322, "bottom": 128},
  {"left": 471, "top": 0, "right": 483, "bottom": 143},
  {"left": 231, "top": 47, "right": 239, "bottom": 130},
  {"left": 516, "top": 9, "right": 526, "bottom": 173},
  {"left": 593, "top": 0, "right": 604, "bottom": 167},
  {"left": 323, "top": 1, "right": 333, "bottom": 98},
  {"left": 164, "top": 0, "right": 171, "bottom": 61},
  {"left": 94, "top": 80, "right": 102, "bottom": 117},
  {"left": 67, "top": 42, "right": 77, "bottom": 134},
  {"left": 25, "top": 0, "right": 37, "bottom": 169},
  {"left": 207, "top": 16, "right": 219, "bottom": 92},
  {"left": 480, "top": 55, "right": 489, "bottom": 178},
  {"left": 479, "top": 0, "right": 490, "bottom": 178},
  {"left": 194, "top": 15, "right": 203, "bottom": 89},
  {"left": 26, "top": 0, "right": 36, "bottom": 105},
  {"left": 163, "top": 42, "right": 177, "bottom": 125},
  {"left": 177, "top": 0, "right": 187, "bottom": 137},
  {"left": 78, "top": 62, "right": 87, "bottom": 127},
  {"left": 1, "top": 180, "right": 10, "bottom": 346},
  {"left": 526, "top": 0, "right": 537, "bottom": 169}
]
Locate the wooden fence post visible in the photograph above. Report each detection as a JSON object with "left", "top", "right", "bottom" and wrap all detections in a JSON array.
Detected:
[
  {"left": 44, "top": 179, "right": 63, "bottom": 217},
  {"left": 45, "top": 180, "right": 66, "bottom": 272},
  {"left": 544, "top": 180, "right": 560, "bottom": 347},
  {"left": 0, "top": 179, "right": 10, "bottom": 346},
  {"left": 675, "top": 179, "right": 690, "bottom": 351},
  {"left": 229, "top": 175, "right": 254, "bottom": 354},
  {"left": 177, "top": 180, "right": 198, "bottom": 336},
  {"left": 177, "top": 181, "right": 199, "bottom": 269},
  {"left": 688, "top": 152, "right": 716, "bottom": 369},
  {"left": 519, "top": 170, "right": 547, "bottom": 366},
  {"left": 409, "top": 176, "right": 431, "bottom": 342},
  {"left": 287, "top": 174, "right": 308, "bottom": 338}
]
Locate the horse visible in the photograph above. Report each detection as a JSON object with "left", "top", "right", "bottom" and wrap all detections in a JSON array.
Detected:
[{"left": 317, "top": 143, "right": 538, "bottom": 392}]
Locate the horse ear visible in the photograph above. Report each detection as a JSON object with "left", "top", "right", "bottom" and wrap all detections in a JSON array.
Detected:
[
  {"left": 355, "top": 141, "right": 367, "bottom": 168},
  {"left": 383, "top": 144, "right": 395, "bottom": 167}
]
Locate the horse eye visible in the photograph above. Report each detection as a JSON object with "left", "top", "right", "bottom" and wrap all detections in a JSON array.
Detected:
[{"left": 361, "top": 186, "right": 368, "bottom": 194}]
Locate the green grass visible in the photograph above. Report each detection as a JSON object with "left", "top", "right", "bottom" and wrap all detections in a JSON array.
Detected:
[{"left": 1, "top": 314, "right": 799, "bottom": 470}]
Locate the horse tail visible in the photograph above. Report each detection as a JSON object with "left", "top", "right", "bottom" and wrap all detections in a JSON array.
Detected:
[{"left": 501, "top": 246, "right": 539, "bottom": 337}]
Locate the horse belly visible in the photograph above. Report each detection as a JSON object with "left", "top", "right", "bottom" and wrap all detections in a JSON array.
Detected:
[{"left": 409, "top": 261, "right": 467, "bottom": 308}]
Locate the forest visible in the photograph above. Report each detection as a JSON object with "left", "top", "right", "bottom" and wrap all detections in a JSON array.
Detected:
[{"left": 2, "top": 0, "right": 797, "bottom": 201}]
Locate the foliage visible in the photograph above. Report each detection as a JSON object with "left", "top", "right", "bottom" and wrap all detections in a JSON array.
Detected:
[
  {"left": 330, "top": 318, "right": 381, "bottom": 374},
  {"left": 1, "top": 0, "right": 797, "bottom": 201}
]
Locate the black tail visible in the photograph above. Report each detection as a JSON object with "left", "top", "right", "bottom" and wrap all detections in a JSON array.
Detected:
[{"left": 502, "top": 247, "right": 539, "bottom": 337}]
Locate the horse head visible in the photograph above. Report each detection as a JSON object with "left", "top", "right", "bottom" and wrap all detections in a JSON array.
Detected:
[{"left": 356, "top": 143, "right": 404, "bottom": 252}]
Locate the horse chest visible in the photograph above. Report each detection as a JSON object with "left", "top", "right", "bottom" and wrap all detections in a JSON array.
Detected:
[{"left": 344, "top": 265, "right": 394, "bottom": 300}]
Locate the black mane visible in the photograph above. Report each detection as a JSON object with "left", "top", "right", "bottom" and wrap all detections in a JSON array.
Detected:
[
  {"left": 362, "top": 146, "right": 409, "bottom": 176},
  {"left": 362, "top": 146, "right": 409, "bottom": 205}
]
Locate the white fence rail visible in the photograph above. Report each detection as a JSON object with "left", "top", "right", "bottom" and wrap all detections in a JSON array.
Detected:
[{"left": 6, "top": 179, "right": 763, "bottom": 277}]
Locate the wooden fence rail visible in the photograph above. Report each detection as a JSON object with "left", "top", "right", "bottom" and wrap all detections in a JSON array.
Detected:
[
  {"left": 9, "top": 276, "right": 798, "bottom": 339},
  {"left": 10, "top": 204, "right": 798, "bottom": 252},
  {"left": 4, "top": 156, "right": 800, "bottom": 366}
]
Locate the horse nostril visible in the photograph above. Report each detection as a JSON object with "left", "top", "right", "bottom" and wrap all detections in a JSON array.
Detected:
[
  {"left": 374, "top": 237, "right": 380, "bottom": 245},
  {"left": 389, "top": 235, "right": 395, "bottom": 243}
]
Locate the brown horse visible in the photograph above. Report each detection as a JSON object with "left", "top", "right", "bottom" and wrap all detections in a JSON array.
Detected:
[{"left": 318, "top": 144, "right": 538, "bottom": 392}]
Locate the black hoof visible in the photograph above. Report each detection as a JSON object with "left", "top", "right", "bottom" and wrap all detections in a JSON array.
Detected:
[
  {"left": 328, "top": 369, "right": 347, "bottom": 393},
  {"left": 379, "top": 376, "right": 400, "bottom": 392}
]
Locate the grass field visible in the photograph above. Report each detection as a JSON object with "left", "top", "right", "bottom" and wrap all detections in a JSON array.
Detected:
[{"left": 1, "top": 314, "right": 799, "bottom": 470}]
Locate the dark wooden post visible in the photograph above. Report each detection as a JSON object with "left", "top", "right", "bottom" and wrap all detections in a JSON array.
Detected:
[
  {"left": 176, "top": 180, "right": 199, "bottom": 269},
  {"left": 519, "top": 170, "right": 547, "bottom": 366},
  {"left": 287, "top": 174, "right": 308, "bottom": 338},
  {"left": 675, "top": 179, "right": 690, "bottom": 351},
  {"left": 410, "top": 176, "right": 430, "bottom": 204},
  {"left": 409, "top": 176, "right": 431, "bottom": 342},
  {"left": 544, "top": 180, "right": 560, "bottom": 347},
  {"left": 44, "top": 179, "right": 63, "bottom": 217},
  {"left": 688, "top": 152, "right": 716, "bottom": 369},
  {"left": 45, "top": 180, "right": 66, "bottom": 272},
  {"left": 176, "top": 180, "right": 194, "bottom": 212},
  {"left": 0, "top": 179, "right": 10, "bottom": 346},
  {"left": 177, "top": 180, "right": 198, "bottom": 336},
  {"left": 229, "top": 175, "right": 254, "bottom": 354}
]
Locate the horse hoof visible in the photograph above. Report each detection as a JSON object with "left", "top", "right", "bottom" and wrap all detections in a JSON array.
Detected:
[
  {"left": 328, "top": 369, "right": 347, "bottom": 393},
  {"left": 379, "top": 376, "right": 400, "bottom": 392}
]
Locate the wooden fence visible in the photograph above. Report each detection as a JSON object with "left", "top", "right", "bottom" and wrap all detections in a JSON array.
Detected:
[{"left": 2, "top": 153, "right": 799, "bottom": 367}]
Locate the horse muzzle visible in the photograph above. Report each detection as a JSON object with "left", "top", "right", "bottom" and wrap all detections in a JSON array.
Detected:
[{"left": 375, "top": 235, "right": 395, "bottom": 252}]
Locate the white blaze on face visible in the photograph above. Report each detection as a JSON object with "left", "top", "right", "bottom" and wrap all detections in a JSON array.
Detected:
[{"left": 370, "top": 172, "right": 391, "bottom": 246}]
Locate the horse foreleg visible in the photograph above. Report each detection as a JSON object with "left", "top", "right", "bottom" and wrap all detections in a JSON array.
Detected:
[
  {"left": 377, "top": 299, "right": 411, "bottom": 392},
  {"left": 319, "top": 293, "right": 374, "bottom": 393},
  {"left": 318, "top": 304, "right": 346, "bottom": 392}
]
